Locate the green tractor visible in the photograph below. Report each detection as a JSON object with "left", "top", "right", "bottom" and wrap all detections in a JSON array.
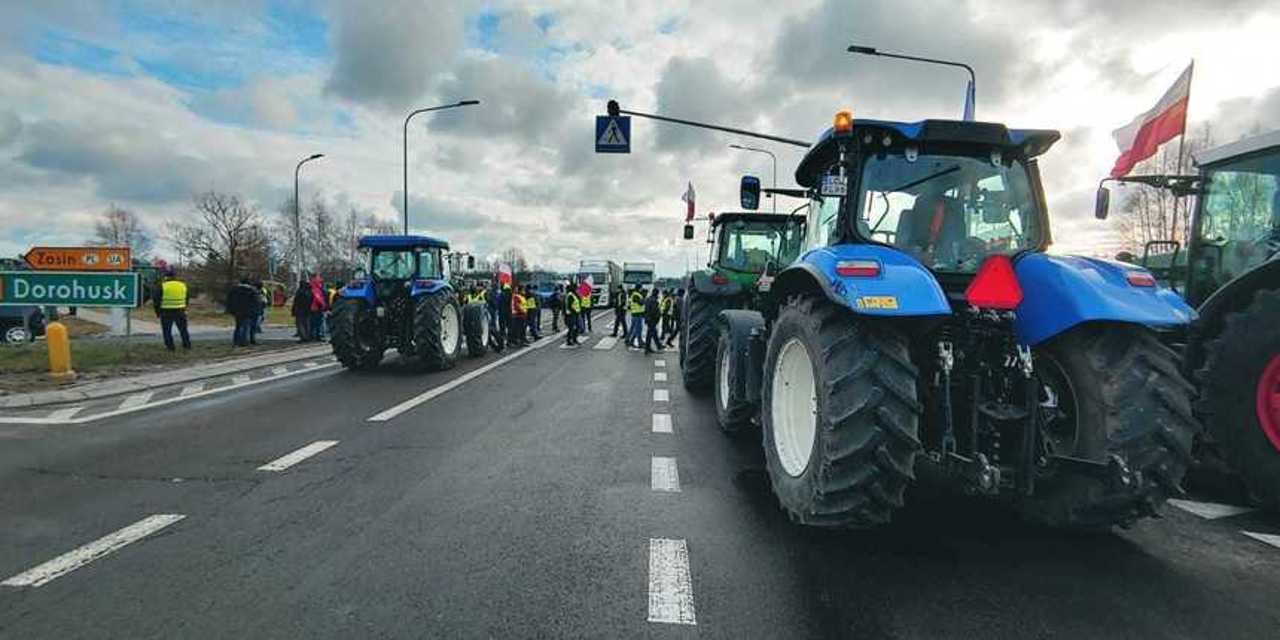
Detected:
[
  {"left": 678, "top": 201, "right": 807, "bottom": 427},
  {"left": 1098, "top": 129, "right": 1280, "bottom": 508}
]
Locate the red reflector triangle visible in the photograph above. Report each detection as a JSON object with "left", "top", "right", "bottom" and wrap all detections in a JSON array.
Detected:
[{"left": 965, "top": 255, "right": 1023, "bottom": 310}]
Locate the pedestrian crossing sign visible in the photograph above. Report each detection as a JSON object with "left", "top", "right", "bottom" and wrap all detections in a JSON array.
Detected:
[{"left": 595, "top": 115, "right": 630, "bottom": 153}]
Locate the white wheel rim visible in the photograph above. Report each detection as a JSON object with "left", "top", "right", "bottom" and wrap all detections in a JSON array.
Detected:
[
  {"left": 718, "top": 342, "right": 731, "bottom": 410},
  {"left": 5, "top": 326, "right": 28, "bottom": 343},
  {"left": 772, "top": 337, "right": 818, "bottom": 477},
  {"left": 480, "top": 311, "right": 490, "bottom": 347},
  {"left": 441, "top": 305, "right": 459, "bottom": 356}
]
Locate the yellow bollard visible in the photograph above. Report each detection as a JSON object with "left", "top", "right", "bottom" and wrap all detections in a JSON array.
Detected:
[{"left": 46, "top": 321, "right": 77, "bottom": 382}]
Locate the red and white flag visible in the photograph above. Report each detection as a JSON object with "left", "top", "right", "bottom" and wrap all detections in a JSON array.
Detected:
[
  {"left": 681, "top": 182, "right": 696, "bottom": 222},
  {"left": 1109, "top": 63, "right": 1193, "bottom": 178},
  {"left": 497, "top": 263, "right": 513, "bottom": 286}
]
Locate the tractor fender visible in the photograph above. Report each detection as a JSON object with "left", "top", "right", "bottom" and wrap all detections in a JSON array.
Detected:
[
  {"left": 1184, "top": 258, "right": 1280, "bottom": 372},
  {"left": 772, "top": 244, "right": 950, "bottom": 317},
  {"left": 689, "top": 270, "right": 743, "bottom": 296},
  {"left": 338, "top": 280, "right": 376, "bottom": 306},
  {"left": 1013, "top": 253, "right": 1196, "bottom": 346},
  {"left": 410, "top": 279, "right": 452, "bottom": 297},
  {"left": 716, "top": 309, "right": 766, "bottom": 407}
]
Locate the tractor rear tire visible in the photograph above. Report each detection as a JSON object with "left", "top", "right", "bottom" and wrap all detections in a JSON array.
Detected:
[
  {"left": 462, "top": 303, "right": 490, "bottom": 358},
  {"left": 714, "top": 324, "right": 754, "bottom": 433},
  {"left": 1197, "top": 288, "right": 1280, "bottom": 510},
  {"left": 330, "top": 298, "right": 384, "bottom": 370},
  {"left": 1019, "top": 324, "right": 1199, "bottom": 529},
  {"left": 761, "top": 295, "right": 922, "bottom": 528},
  {"left": 414, "top": 292, "right": 463, "bottom": 371},
  {"left": 680, "top": 288, "right": 722, "bottom": 393}
]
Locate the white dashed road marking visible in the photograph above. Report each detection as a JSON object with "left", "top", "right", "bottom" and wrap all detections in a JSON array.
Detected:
[
  {"left": 231, "top": 374, "right": 251, "bottom": 385},
  {"left": 651, "top": 457, "right": 681, "bottom": 492},
  {"left": 1242, "top": 531, "right": 1280, "bottom": 549},
  {"left": 271, "top": 366, "right": 288, "bottom": 376},
  {"left": 653, "top": 371, "right": 667, "bottom": 382},
  {"left": 653, "top": 389, "right": 669, "bottom": 403},
  {"left": 1, "top": 514, "right": 186, "bottom": 588},
  {"left": 594, "top": 336, "right": 618, "bottom": 350},
  {"left": 118, "top": 392, "right": 154, "bottom": 410},
  {"left": 648, "top": 538, "right": 697, "bottom": 625},
  {"left": 46, "top": 406, "right": 83, "bottom": 421},
  {"left": 652, "top": 413, "right": 673, "bottom": 434},
  {"left": 1168, "top": 499, "right": 1256, "bottom": 520},
  {"left": 179, "top": 383, "right": 205, "bottom": 397},
  {"left": 257, "top": 440, "right": 340, "bottom": 471},
  {"left": 654, "top": 359, "right": 665, "bottom": 367}
]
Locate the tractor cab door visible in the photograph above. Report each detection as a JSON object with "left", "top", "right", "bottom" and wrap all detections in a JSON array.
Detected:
[{"left": 1188, "top": 148, "right": 1280, "bottom": 306}]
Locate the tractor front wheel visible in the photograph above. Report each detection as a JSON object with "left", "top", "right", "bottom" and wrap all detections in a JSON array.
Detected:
[
  {"left": 761, "top": 295, "right": 922, "bottom": 528},
  {"left": 1198, "top": 288, "right": 1280, "bottom": 510},
  {"left": 462, "top": 303, "right": 491, "bottom": 358},
  {"left": 414, "top": 292, "right": 463, "bottom": 371},
  {"left": 330, "top": 298, "right": 384, "bottom": 370},
  {"left": 680, "top": 288, "right": 722, "bottom": 393},
  {"left": 714, "top": 324, "right": 754, "bottom": 433}
]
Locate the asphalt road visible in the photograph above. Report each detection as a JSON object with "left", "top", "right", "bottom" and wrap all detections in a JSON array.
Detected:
[{"left": 2, "top": 309, "right": 1279, "bottom": 639}]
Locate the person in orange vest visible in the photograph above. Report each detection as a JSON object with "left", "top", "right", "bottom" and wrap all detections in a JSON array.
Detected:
[{"left": 510, "top": 284, "right": 528, "bottom": 347}]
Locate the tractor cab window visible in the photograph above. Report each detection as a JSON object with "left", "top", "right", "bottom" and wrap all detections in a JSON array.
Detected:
[
  {"left": 371, "top": 250, "right": 416, "bottom": 280},
  {"left": 1198, "top": 150, "right": 1280, "bottom": 281},
  {"left": 720, "top": 221, "right": 787, "bottom": 273},
  {"left": 856, "top": 151, "right": 1041, "bottom": 273},
  {"left": 416, "top": 249, "right": 441, "bottom": 279},
  {"left": 808, "top": 195, "right": 842, "bottom": 248}
]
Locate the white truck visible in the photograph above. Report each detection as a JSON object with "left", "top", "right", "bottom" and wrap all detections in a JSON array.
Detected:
[
  {"left": 622, "top": 261, "right": 656, "bottom": 290},
  {"left": 577, "top": 260, "right": 622, "bottom": 308}
]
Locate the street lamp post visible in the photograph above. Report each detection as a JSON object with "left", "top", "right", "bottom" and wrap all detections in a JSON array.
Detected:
[
  {"left": 729, "top": 144, "right": 777, "bottom": 213},
  {"left": 402, "top": 99, "right": 480, "bottom": 235},
  {"left": 847, "top": 44, "right": 977, "bottom": 120},
  {"left": 295, "top": 153, "right": 324, "bottom": 277}
]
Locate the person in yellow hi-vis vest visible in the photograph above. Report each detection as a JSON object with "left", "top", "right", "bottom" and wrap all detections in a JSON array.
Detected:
[
  {"left": 564, "top": 286, "right": 581, "bottom": 347},
  {"left": 153, "top": 269, "right": 191, "bottom": 351},
  {"left": 523, "top": 285, "right": 541, "bottom": 340},
  {"left": 626, "top": 286, "right": 645, "bottom": 350}
]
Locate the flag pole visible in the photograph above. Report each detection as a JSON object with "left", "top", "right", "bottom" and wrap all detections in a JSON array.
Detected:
[{"left": 1172, "top": 60, "right": 1195, "bottom": 240}]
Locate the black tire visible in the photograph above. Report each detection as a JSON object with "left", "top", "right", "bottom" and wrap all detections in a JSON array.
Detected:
[
  {"left": 330, "top": 298, "right": 384, "bottom": 370},
  {"left": 680, "top": 287, "right": 722, "bottom": 393},
  {"left": 1019, "top": 324, "right": 1199, "bottom": 529},
  {"left": 714, "top": 324, "right": 754, "bottom": 433},
  {"left": 1197, "top": 288, "right": 1280, "bottom": 510},
  {"left": 462, "top": 303, "right": 490, "bottom": 358},
  {"left": 414, "top": 292, "right": 462, "bottom": 371},
  {"left": 761, "top": 295, "right": 922, "bottom": 528}
]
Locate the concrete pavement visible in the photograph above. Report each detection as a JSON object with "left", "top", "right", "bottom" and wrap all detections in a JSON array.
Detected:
[{"left": 1, "top": 309, "right": 1278, "bottom": 638}]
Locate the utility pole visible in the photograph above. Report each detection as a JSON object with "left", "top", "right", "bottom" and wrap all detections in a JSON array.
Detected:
[
  {"left": 403, "top": 100, "right": 480, "bottom": 235},
  {"left": 295, "top": 153, "right": 325, "bottom": 277},
  {"left": 848, "top": 44, "right": 977, "bottom": 121}
]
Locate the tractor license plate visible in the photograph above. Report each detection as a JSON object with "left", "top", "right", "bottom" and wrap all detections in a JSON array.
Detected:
[
  {"left": 821, "top": 174, "right": 848, "bottom": 196},
  {"left": 856, "top": 295, "right": 899, "bottom": 310}
]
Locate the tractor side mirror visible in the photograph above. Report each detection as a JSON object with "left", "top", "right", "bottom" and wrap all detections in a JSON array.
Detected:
[
  {"left": 683, "top": 224, "right": 695, "bottom": 240},
  {"left": 1094, "top": 186, "right": 1111, "bottom": 220},
  {"left": 467, "top": 255, "right": 476, "bottom": 270},
  {"left": 740, "top": 175, "right": 761, "bottom": 210}
]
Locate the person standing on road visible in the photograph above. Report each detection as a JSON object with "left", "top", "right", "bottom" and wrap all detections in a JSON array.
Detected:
[
  {"left": 510, "top": 285, "right": 528, "bottom": 347},
  {"left": 644, "top": 287, "right": 664, "bottom": 354},
  {"left": 666, "top": 288, "right": 684, "bottom": 348},
  {"left": 497, "top": 282, "right": 512, "bottom": 342},
  {"left": 659, "top": 289, "right": 675, "bottom": 344},
  {"left": 226, "top": 277, "right": 258, "bottom": 347},
  {"left": 578, "top": 280, "right": 593, "bottom": 333},
  {"left": 154, "top": 269, "right": 191, "bottom": 351},
  {"left": 549, "top": 285, "right": 562, "bottom": 332},
  {"left": 291, "top": 279, "right": 312, "bottom": 342},
  {"left": 308, "top": 274, "right": 328, "bottom": 342},
  {"left": 626, "top": 285, "right": 646, "bottom": 350},
  {"left": 524, "top": 285, "right": 541, "bottom": 341},
  {"left": 253, "top": 280, "right": 269, "bottom": 341},
  {"left": 563, "top": 285, "right": 580, "bottom": 347},
  {"left": 611, "top": 285, "right": 627, "bottom": 337}
]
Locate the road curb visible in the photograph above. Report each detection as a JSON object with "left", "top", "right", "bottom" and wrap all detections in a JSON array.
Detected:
[{"left": 0, "top": 345, "right": 333, "bottom": 409}]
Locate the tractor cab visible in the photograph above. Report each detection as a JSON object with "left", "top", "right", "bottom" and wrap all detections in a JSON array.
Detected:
[
  {"left": 786, "top": 115, "right": 1059, "bottom": 284},
  {"left": 352, "top": 235, "right": 451, "bottom": 301},
  {"left": 706, "top": 212, "right": 807, "bottom": 286}
]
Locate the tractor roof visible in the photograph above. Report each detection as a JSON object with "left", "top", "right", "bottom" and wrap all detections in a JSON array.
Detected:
[
  {"left": 795, "top": 119, "right": 1061, "bottom": 188},
  {"left": 357, "top": 234, "right": 450, "bottom": 250},
  {"left": 711, "top": 212, "right": 800, "bottom": 227},
  {"left": 1194, "top": 129, "right": 1280, "bottom": 168}
]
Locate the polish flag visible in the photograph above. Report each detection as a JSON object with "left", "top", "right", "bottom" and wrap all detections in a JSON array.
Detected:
[
  {"left": 1109, "top": 63, "right": 1193, "bottom": 178},
  {"left": 682, "top": 182, "right": 696, "bottom": 222},
  {"left": 497, "top": 263, "right": 513, "bottom": 286}
]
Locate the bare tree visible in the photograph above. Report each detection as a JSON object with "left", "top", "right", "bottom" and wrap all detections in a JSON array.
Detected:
[
  {"left": 91, "top": 205, "right": 153, "bottom": 257},
  {"left": 168, "top": 191, "right": 267, "bottom": 293}
]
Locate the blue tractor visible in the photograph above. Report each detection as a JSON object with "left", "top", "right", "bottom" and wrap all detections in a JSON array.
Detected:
[
  {"left": 331, "top": 235, "right": 490, "bottom": 371},
  {"left": 612, "top": 99, "right": 1202, "bottom": 529}
]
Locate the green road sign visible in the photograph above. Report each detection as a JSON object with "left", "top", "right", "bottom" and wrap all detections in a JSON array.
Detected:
[{"left": 0, "top": 271, "right": 139, "bottom": 307}]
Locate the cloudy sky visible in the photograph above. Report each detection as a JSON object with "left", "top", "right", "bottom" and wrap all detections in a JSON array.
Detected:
[{"left": 1, "top": 0, "right": 1278, "bottom": 275}]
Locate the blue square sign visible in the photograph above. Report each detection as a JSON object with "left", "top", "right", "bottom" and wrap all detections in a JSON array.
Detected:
[{"left": 595, "top": 116, "right": 630, "bottom": 154}]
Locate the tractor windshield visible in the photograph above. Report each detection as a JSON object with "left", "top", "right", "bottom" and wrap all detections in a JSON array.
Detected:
[
  {"left": 1198, "top": 149, "right": 1280, "bottom": 280},
  {"left": 853, "top": 152, "right": 1043, "bottom": 273},
  {"left": 370, "top": 249, "right": 439, "bottom": 280},
  {"left": 718, "top": 220, "right": 806, "bottom": 274}
]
